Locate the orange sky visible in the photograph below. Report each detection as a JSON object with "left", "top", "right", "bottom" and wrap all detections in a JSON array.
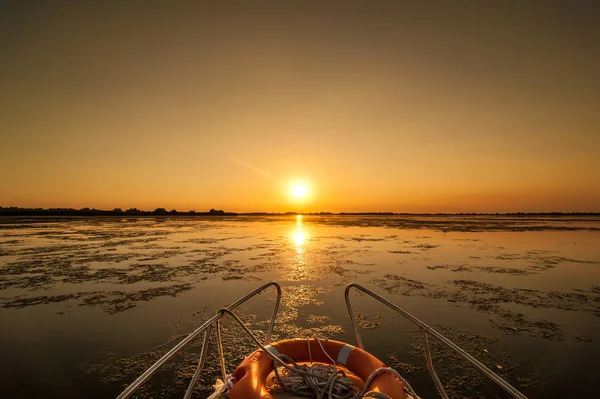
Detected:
[{"left": 1, "top": 2, "right": 599, "bottom": 213}]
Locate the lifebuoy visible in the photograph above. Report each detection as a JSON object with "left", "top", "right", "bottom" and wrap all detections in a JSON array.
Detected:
[{"left": 229, "top": 338, "right": 406, "bottom": 399}]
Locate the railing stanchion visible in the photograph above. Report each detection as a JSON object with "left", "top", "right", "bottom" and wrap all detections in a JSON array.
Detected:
[
  {"left": 183, "top": 325, "right": 213, "bottom": 399},
  {"left": 216, "top": 320, "right": 227, "bottom": 381},
  {"left": 344, "top": 284, "right": 364, "bottom": 349},
  {"left": 423, "top": 329, "right": 448, "bottom": 399}
]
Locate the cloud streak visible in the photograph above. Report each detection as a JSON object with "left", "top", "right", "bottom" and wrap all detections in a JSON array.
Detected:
[{"left": 228, "top": 155, "right": 272, "bottom": 181}]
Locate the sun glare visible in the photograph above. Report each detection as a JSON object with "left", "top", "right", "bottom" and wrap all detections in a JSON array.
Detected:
[
  {"left": 293, "top": 230, "right": 305, "bottom": 246},
  {"left": 291, "top": 183, "right": 308, "bottom": 199}
]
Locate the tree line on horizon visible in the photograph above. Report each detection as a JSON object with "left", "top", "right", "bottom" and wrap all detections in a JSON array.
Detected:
[
  {"left": 0, "top": 206, "right": 598, "bottom": 217},
  {"left": 0, "top": 207, "right": 237, "bottom": 216}
]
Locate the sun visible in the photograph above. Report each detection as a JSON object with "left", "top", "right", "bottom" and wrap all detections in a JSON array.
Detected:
[{"left": 291, "top": 183, "right": 308, "bottom": 198}]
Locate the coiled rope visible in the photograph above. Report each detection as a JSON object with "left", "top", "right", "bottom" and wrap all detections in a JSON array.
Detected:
[{"left": 213, "top": 308, "right": 421, "bottom": 399}]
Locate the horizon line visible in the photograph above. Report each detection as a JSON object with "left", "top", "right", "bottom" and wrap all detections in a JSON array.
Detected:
[{"left": 1, "top": 206, "right": 599, "bottom": 216}]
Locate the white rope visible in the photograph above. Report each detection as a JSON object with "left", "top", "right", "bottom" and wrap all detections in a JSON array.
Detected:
[
  {"left": 206, "top": 374, "right": 235, "bottom": 399},
  {"left": 303, "top": 331, "right": 337, "bottom": 366}
]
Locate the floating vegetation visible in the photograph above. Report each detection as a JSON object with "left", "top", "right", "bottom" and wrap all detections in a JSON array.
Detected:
[
  {"left": 332, "top": 234, "right": 396, "bottom": 242},
  {"left": 280, "top": 285, "right": 328, "bottom": 309},
  {"left": 492, "top": 250, "right": 600, "bottom": 272},
  {"left": 306, "top": 315, "right": 332, "bottom": 325},
  {"left": 413, "top": 243, "right": 440, "bottom": 250},
  {"left": 389, "top": 324, "right": 543, "bottom": 398},
  {"left": 386, "top": 353, "right": 425, "bottom": 375},
  {"left": 356, "top": 313, "right": 383, "bottom": 330},
  {"left": 373, "top": 274, "right": 600, "bottom": 341},
  {"left": 1, "top": 284, "right": 193, "bottom": 314},
  {"left": 574, "top": 335, "right": 594, "bottom": 343},
  {"left": 311, "top": 215, "right": 600, "bottom": 232},
  {"left": 427, "top": 264, "right": 531, "bottom": 275},
  {"left": 372, "top": 275, "right": 435, "bottom": 296}
]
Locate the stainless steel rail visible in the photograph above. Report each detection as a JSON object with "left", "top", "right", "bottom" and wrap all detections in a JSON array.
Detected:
[
  {"left": 117, "top": 281, "right": 526, "bottom": 399},
  {"left": 116, "top": 281, "right": 281, "bottom": 399},
  {"left": 344, "top": 283, "right": 527, "bottom": 399}
]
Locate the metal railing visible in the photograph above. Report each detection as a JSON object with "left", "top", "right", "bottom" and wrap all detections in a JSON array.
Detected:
[
  {"left": 116, "top": 281, "right": 527, "bottom": 399},
  {"left": 116, "top": 281, "right": 281, "bottom": 399},
  {"left": 344, "top": 283, "right": 528, "bottom": 399}
]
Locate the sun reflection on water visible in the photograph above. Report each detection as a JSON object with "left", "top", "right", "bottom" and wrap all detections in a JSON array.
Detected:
[
  {"left": 294, "top": 230, "right": 306, "bottom": 247},
  {"left": 292, "top": 214, "right": 307, "bottom": 255}
]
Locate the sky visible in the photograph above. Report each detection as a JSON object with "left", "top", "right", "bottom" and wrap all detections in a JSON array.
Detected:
[{"left": 1, "top": 1, "right": 599, "bottom": 213}]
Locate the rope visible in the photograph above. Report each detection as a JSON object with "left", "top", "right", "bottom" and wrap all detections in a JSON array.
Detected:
[
  {"left": 206, "top": 374, "right": 235, "bottom": 399},
  {"left": 302, "top": 332, "right": 337, "bottom": 366},
  {"left": 214, "top": 308, "right": 421, "bottom": 399}
]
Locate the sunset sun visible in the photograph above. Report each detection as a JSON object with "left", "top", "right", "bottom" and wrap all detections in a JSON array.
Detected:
[{"left": 291, "top": 183, "right": 308, "bottom": 199}]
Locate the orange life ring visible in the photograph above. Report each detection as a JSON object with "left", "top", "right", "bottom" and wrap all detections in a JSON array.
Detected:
[{"left": 229, "top": 338, "right": 406, "bottom": 399}]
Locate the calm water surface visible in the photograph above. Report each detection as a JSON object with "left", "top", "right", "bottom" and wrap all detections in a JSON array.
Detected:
[{"left": 1, "top": 216, "right": 599, "bottom": 398}]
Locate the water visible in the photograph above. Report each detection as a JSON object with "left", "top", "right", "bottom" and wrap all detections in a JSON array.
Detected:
[{"left": 1, "top": 215, "right": 599, "bottom": 398}]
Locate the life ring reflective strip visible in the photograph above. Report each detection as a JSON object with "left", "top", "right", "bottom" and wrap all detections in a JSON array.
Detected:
[{"left": 229, "top": 338, "right": 406, "bottom": 399}]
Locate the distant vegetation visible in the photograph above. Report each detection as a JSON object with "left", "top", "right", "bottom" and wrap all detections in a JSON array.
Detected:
[
  {"left": 0, "top": 207, "right": 237, "bottom": 216},
  {"left": 0, "top": 207, "right": 597, "bottom": 217}
]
